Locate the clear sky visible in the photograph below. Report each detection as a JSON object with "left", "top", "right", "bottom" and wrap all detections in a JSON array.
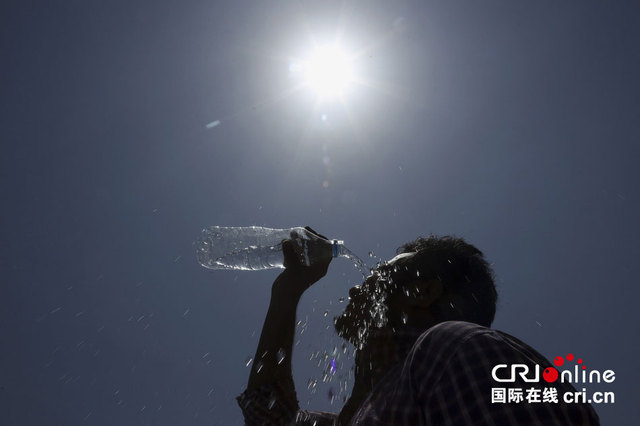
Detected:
[{"left": 1, "top": 0, "right": 639, "bottom": 424}]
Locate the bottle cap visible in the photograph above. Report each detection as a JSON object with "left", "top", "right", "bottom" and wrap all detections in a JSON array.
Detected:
[{"left": 332, "top": 240, "right": 344, "bottom": 258}]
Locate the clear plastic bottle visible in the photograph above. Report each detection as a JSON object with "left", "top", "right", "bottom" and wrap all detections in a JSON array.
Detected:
[{"left": 196, "top": 226, "right": 348, "bottom": 271}]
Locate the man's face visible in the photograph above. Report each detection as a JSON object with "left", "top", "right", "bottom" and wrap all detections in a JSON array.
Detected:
[{"left": 334, "top": 252, "right": 425, "bottom": 347}]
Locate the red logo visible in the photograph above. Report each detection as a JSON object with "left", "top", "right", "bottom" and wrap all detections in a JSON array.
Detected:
[{"left": 543, "top": 353, "right": 585, "bottom": 383}]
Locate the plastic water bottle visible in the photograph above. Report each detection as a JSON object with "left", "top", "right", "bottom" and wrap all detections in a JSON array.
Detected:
[{"left": 196, "top": 226, "right": 347, "bottom": 271}]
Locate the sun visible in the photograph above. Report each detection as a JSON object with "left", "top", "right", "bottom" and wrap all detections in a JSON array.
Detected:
[
  {"left": 305, "top": 46, "right": 354, "bottom": 97},
  {"left": 290, "top": 45, "right": 355, "bottom": 100}
]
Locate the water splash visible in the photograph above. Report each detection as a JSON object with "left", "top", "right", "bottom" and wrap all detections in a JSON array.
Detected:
[{"left": 340, "top": 247, "right": 370, "bottom": 278}]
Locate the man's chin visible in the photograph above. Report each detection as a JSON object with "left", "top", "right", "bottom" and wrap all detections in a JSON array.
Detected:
[{"left": 334, "top": 313, "right": 368, "bottom": 347}]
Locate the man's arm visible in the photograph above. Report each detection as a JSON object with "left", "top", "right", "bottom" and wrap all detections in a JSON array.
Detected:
[
  {"left": 246, "top": 268, "right": 308, "bottom": 393},
  {"left": 241, "top": 232, "right": 331, "bottom": 423}
]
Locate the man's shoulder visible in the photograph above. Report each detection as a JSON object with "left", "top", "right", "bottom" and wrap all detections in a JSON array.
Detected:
[
  {"left": 403, "top": 325, "right": 600, "bottom": 425},
  {"left": 424, "top": 320, "right": 489, "bottom": 334},
  {"left": 402, "top": 322, "right": 491, "bottom": 376},
  {"left": 407, "top": 321, "right": 549, "bottom": 376},
  {"left": 409, "top": 321, "right": 538, "bottom": 365},
  {"left": 417, "top": 320, "right": 533, "bottom": 345},
  {"left": 414, "top": 320, "right": 494, "bottom": 347}
]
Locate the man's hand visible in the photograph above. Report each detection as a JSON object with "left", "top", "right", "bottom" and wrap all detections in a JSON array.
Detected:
[{"left": 273, "top": 226, "right": 332, "bottom": 299}]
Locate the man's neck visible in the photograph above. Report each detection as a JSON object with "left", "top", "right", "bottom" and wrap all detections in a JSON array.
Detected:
[{"left": 339, "top": 327, "right": 422, "bottom": 424}]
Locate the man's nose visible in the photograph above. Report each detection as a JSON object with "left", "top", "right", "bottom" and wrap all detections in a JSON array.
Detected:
[
  {"left": 349, "top": 274, "right": 378, "bottom": 299},
  {"left": 348, "top": 285, "right": 362, "bottom": 299}
]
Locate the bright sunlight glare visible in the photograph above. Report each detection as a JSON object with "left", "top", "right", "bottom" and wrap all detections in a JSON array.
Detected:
[{"left": 290, "top": 45, "right": 355, "bottom": 100}]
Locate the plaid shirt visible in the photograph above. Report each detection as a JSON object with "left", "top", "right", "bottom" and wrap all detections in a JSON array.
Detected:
[{"left": 237, "top": 321, "right": 600, "bottom": 425}]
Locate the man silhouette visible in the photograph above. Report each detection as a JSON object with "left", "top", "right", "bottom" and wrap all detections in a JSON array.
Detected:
[{"left": 237, "top": 228, "right": 599, "bottom": 425}]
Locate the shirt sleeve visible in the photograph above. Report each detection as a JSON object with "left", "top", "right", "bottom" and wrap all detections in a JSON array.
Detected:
[{"left": 237, "top": 377, "right": 338, "bottom": 426}]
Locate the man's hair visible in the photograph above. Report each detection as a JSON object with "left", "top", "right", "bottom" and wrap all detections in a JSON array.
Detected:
[{"left": 397, "top": 235, "right": 497, "bottom": 327}]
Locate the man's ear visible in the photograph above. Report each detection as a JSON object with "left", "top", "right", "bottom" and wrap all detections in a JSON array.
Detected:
[{"left": 406, "top": 278, "right": 443, "bottom": 309}]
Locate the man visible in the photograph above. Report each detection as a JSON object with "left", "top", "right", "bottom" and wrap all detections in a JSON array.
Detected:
[{"left": 237, "top": 229, "right": 599, "bottom": 425}]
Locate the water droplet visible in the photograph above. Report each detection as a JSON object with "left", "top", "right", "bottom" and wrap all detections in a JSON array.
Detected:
[
  {"left": 401, "top": 312, "right": 408, "bottom": 324},
  {"left": 277, "top": 348, "right": 286, "bottom": 365},
  {"left": 255, "top": 360, "right": 264, "bottom": 373},
  {"left": 323, "top": 310, "right": 329, "bottom": 317},
  {"left": 338, "top": 297, "right": 344, "bottom": 303},
  {"left": 245, "top": 357, "right": 253, "bottom": 367}
]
